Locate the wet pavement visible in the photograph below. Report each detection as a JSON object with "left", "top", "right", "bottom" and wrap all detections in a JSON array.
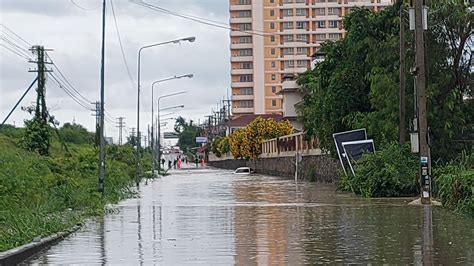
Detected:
[{"left": 27, "top": 168, "right": 473, "bottom": 265}]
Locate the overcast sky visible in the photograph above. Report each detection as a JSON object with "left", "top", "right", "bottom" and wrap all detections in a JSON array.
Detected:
[{"left": 0, "top": 0, "right": 230, "bottom": 143}]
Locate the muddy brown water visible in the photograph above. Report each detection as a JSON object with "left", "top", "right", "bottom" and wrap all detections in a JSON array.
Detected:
[{"left": 27, "top": 168, "right": 473, "bottom": 265}]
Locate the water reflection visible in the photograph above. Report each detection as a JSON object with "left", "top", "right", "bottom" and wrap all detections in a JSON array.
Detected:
[{"left": 27, "top": 169, "right": 473, "bottom": 265}]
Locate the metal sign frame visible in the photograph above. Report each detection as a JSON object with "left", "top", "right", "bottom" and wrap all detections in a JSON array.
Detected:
[
  {"left": 342, "top": 139, "right": 375, "bottom": 176},
  {"left": 332, "top": 128, "right": 367, "bottom": 176}
]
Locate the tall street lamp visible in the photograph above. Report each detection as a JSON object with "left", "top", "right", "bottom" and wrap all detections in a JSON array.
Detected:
[
  {"left": 135, "top": 36, "right": 195, "bottom": 186},
  {"left": 157, "top": 93, "right": 187, "bottom": 168},
  {"left": 151, "top": 74, "right": 193, "bottom": 175}
]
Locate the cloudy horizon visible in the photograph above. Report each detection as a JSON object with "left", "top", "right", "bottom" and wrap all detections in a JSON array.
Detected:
[{"left": 0, "top": 0, "right": 231, "bottom": 144}]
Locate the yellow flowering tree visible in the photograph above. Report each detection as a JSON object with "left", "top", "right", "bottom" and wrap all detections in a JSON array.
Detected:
[{"left": 228, "top": 117, "right": 293, "bottom": 160}]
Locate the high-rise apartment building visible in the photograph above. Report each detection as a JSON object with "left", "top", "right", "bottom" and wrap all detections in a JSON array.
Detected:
[{"left": 230, "top": 0, "right": 393, "bottom": 116}]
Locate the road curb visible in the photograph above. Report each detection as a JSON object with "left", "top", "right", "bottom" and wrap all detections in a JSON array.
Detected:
[{"left": 0, "top": 225, "right": 80, "bottom": 266}]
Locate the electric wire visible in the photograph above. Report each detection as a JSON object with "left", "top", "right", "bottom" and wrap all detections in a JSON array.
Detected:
[
  {"left": 131, "top": 1, "right": 271, "bottom": 37},
  {"left": 0, "top": 24, "right": 31, "bottom": 47},
  {"left": 48, "top": 72, "right": 92, "bottom": 111},
  {"left": 70, "top": 0, "right": 101, "bottom": 11},
  {"left": 0, "top": 36, "right": 32, "bottom": 58},
  {"left": 0, "top": 43, "right": 31, "bottom": 60},
  {"left": 110, "top": 0, "right": 135, "bottom": 88}
]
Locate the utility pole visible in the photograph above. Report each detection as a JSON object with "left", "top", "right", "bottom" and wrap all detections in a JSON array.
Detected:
[
  {"left": 413, "top": 0, "right": 431, "bottom": 204},
  {"left": 116, "top": 117, "right": 125, "bottom": 145},
  {"left": 399, "top": 2, "right": 406, "bottom": 144},
  {"left": 92, "top": 101, "right": 100, "bottom": 146},
  {"left": 98, "top": 0, "right": 106, "bottom": 194}
]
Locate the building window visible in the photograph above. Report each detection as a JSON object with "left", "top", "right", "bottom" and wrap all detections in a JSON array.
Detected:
[
  {"left": 296, "top": 34, "right": 308, "bottom": 42},
  {"left": 238, "top": 10, "right": 252, "bottom": 17},
  {"left": 240, "top": 74, "right": 253, "bottom": 82},
  {"left": 271, "top": 35, "right": 275, "bottom": 42},
  {"left": 282, "top": 47, "right": 294, "bottom": 55},
  {"left": 271, "top": 48, "right": 276, "bottom": 55},
  {"left": 329, "top": 20, "right": 338, "bottom": 28},
  {"left": 237, "top": 23, "right": 252, "bottom": 31},
  {"left": 315, "top": 8, "right": 325, "bottom": 15},
  {"left": 240, "top": 100, "right": 254, "bottom": 108},
  {"left": 297, "top": 60, "right": 308, "bottom": 68},
  {"left": 315, "top": 34, "right": 326, "bottom": 40},
  {"left": 327, "top": 8, "right": 340, "bottom": 15},
  {"left": 282, "top": 9, "right": 293, "bottom": 17},
  {"left": 316, "top": 21, "right": 326, "bottom": 28},
  {"left": 237, "top": 0, "right": 251, "bottom": 5},
  {"left": 239, "top": 36, "right": 252, "bottom": 43},
  {"left": 271, "top": 74, "right": 276, "bottom": 80},
  {"left": 282, "top": 22, "right": 293, "bottom": 29},
  {"left": 272, "top": 99, "right": 277, "bottom": 106},
  {"left": 270, "top": 10, "right": 275, "bottom": 16},
  {"left": 272, "top": 86, "right": 276, "bottom": 93},
  {"left": 240, "top": 62, "right": 253, "bottom": 69},
  {"left": 297, "top": 47, "right": 308, "bottom": 55},
  {"left": 283, "top": 34, "right": 294, "bottom": 42},
  {"left": 239, "top": 49, "right": 253, "bottom": 56},
  {"left": 296, "top": 0, "right": 306, "bottom": 3},
  {"left": 328, "top": 33, "right": 340, "bottom": 40},
  {"left": 296, "top": 21, "right": 307, "bottom": 29},
  {"left": 271, "top": 61, "right": 276, "bottom": 68},
  {"left": 270, "top": 22, "right": 275, "bottom": 29},
  {"left": 295, "top": 8, "right": 308, "bottom": 16},
  {"left": 240, "top": 88, "right": 253, "bottom": 95},
  {"left": 284, "top": 60, "right": 295, "bottom": 68}
]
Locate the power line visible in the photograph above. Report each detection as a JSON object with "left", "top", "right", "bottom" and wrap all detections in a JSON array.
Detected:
[
  {"left": 0, "top": 43, "right": 31, "bottom": 60},
  {"left": 48, "top": 72, "right": 92, "bottom": 110},
  {"left": 0, "top": 24, "right": 31, "bottom": 47},
  {"left": 110, "top": 0, "right": 135, "bottom": 88},
  {"left": 131, "top": 1, "right": 271, "bottom": 37},
  {"left": 70, "top": 0, "right": 101, "bottom": 11},
  {"left": 0, "top": 36, "right": 32, "bottom": 58}
]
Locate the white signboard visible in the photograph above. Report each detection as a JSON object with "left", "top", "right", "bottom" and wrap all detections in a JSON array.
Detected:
[{"left": 196, "top": 137, "right": 208, "bottom": 143}]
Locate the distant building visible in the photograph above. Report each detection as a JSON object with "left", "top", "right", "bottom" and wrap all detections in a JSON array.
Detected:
[
  {"left": 225, "top": 114, "right": 284, "bottom": 135},
  {"left": 105, "top": 137, "right": 113, "bottom": 145},
  {"left": 229, "top": 0, "right": 393, "bottom": 117}
]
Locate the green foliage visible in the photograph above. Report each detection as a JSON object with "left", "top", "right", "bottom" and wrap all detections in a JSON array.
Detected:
[
  {"left": 22, "top": 117, "right": 52, "bottom": 155},
  {"left": 174, "top": 116, "right": 202, "bottom": 154},
  {"left": 211, "top": 136, "right": 230, "bottom": 157},
  {"left": 0, "top": 131, "right": 138, "bottom": 252},
  {"left": 58, "top": 123, "right": 94, "bottom": 145},
  {"left": 433, "top": 153, "right": 474, "bottom": 217},
  {"left": 339, "top": 143, "right": 419, "bottom": 197},
  {"left": 297, "top": 1, "right": 473, "bottom": 162}
]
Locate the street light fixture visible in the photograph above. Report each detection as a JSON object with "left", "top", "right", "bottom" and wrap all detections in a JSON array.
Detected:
[
  {"left": 135, "top": 37, "right": 195, "bottom": 186},
  {"left": 150, "top": 74, "right": 193, "bottom": 174},
  {"left": 156, "top": 92, "right": 187, "bottom": 170}
]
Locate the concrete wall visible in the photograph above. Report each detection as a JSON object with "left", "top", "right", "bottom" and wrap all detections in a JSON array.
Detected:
[{"left": 208, "top": 154, "right": 340, "bottom": 183}]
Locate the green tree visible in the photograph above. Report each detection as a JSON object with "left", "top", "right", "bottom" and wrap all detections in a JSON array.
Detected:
[
  {"left": 174, "top": 116, "right": 202, "bottom": 154},
  {"left": 58, "top": 123, "right": 94, "bottom": 145}
]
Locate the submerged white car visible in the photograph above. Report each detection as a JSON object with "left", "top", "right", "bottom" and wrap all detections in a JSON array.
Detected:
[{"left": 233, "top": 167, "right": 254, "bottom": 175}]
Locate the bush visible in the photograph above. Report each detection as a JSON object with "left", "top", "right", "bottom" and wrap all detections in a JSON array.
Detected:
[
  {"left": 339, "top": 143, "right": 419, "bottom": 197},
  {"left": 433, "top": 153, "right": 473, "bottom": 216}
]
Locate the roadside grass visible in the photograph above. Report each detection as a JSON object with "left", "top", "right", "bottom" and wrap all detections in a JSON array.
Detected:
[{"left": 0, "top": 133, "right": 141, "bottom": 252}]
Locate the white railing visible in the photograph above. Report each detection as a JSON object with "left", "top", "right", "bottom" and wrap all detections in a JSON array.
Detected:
[{"left": 261, "top": 132, "right": 322, "bottom": 158}]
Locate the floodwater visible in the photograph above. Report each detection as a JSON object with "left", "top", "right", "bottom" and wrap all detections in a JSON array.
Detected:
[{"left": 27, "top": 168, "right": 473, "bottom": 265}]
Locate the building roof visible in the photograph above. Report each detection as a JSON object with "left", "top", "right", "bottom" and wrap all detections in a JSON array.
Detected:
[{"left": 227, "top": 114, "right": 284, "bottom": 127}]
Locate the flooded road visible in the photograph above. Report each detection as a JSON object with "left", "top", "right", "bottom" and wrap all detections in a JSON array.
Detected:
[{"left": 28, "top": 168, "right": 473, "bottom": 264}]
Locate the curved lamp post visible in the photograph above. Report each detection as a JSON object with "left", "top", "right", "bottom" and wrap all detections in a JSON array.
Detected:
[
  {"left": 135, "top": 36, "right": 195, "bottom": 185},
  {"left": 150, "top": 74, "right": 193, "bottom": 174}
]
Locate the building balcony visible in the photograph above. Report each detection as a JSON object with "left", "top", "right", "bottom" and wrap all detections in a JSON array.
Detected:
[
  {"left": 232, "top": 94, "right": 254, "bottom": 100},
  {"left": 229, "top": 5, "right": 252, "bottom": 11},
  {"left": 231, "top": 55, "right": 253, "bottom": 62},
  {"left": 230, "top": 43, "right": 253, "bottom": 49},
  {"left": 232, "top": 107, "right": 254, "bottom": 114},
  {"left": 231, "top": 81, "right": 254, "bottom": 87},
  {"left": 231, "top": 68, "right": 253, "bottom": 75},
  {"left": 230, "top": 30, "right": 253, "bottom": 37},
  {"left": 230, "top": 17, "right": 252, "bottom": 23}
]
